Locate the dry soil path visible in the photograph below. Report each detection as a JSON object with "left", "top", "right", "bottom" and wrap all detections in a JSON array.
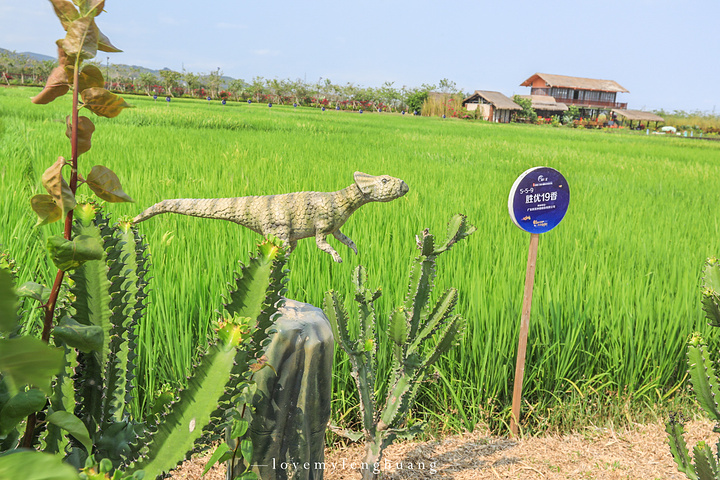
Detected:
[{"left": 170, "top": 419, "right": 714, "bottom": 480}]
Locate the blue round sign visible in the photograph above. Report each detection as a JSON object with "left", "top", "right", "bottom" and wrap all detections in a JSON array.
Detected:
[{"left": 508, "top": 166, "right": 569, "bottom": 234}]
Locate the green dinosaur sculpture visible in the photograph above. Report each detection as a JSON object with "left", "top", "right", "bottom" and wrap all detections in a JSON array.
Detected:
[{"left": 133, "top": 172, "right": 409, "bottom": 263}]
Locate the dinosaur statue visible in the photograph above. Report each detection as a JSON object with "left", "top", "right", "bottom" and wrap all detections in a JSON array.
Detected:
[{"left": 133, "top": 172, "right": 409, "bottom": 263}]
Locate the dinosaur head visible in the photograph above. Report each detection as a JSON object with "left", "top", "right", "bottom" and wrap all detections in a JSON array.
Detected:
[{"left": 354, "top": 172, "right": 409, "bottom": 202}]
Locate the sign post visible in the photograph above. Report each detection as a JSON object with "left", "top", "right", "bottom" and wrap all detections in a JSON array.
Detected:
[{"left": 507, "top": 166, "right": 569, "bottom": 437}]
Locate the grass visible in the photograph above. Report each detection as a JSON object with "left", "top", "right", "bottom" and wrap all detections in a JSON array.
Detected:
[{"left": 2, "top": 86, "right": 720, "bottom": 435}]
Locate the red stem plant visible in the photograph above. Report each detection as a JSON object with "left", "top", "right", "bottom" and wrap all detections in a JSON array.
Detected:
[{"left": 22, "top": 0, "right": 134, "bottom": 448}]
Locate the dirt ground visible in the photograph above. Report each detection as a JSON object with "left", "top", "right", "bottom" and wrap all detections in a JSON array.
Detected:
[{"left": 169, "top": 419, "right": 714, "bottom": 480}]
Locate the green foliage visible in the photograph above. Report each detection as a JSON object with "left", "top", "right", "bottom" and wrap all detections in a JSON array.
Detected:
[
  {"left": 1, "top": 204, "right": 287, "bottom": 477},
  {"left": 5, "top": 79, "right": 720, "bottom": 435},
  {"left": 566, "top": 104, "right": 581, "bottom": 121},
  {"left": 0, "top": 2, "right": 288, "bottom": 479},
  {"left": 667, "top": 259, "right": 720, "bottom": 479},
  {"left": 512, "top": 95, "right": 537, "bottom": 123},
  {"left": 324, "top": 214, "right": 474, "bottom": 479},
  {"left": 405, "top": 91, "right": 428, "bottom": 114}
]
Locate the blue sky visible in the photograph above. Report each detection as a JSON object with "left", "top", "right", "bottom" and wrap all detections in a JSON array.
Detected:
[{"left": 1, "top": 0, "right": 718, "bottom": 112}]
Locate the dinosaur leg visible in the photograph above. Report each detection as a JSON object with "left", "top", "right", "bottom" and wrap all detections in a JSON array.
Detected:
[
  {"left": 289, "top": 240, "right": 298, "bottom": 252},
  {"left": 332, "top": 230, "right": 358, "bottom": 255},
  {"left": 316, "top": 234, "right": 343, "bottom": 263}
]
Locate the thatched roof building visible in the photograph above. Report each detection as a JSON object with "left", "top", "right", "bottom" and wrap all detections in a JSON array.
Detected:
[
  {"left": 611, "top": 109, "right": 664, "bottom": 122},
  {"left": 462, "top": 90, "right": 521, "bottom": 123},
  {"left": 611, "top": 109, "right": 665, "bottom": 128},
  {"left": 521, "top": 73, "right": 629, "bottom": 93}
]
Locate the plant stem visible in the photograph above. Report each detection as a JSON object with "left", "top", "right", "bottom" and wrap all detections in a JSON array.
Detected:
[{"left": 21, "top": 60, "right": 82, "bottom": 450}]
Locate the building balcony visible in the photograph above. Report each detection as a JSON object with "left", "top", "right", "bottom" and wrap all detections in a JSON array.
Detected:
[{"left": 560, "top": 97, "right": 627, "bottom": 109}]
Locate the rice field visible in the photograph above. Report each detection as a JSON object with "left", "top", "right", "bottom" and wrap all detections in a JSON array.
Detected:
[{"left": 2, "top": 86, "right": 720, "bottom": 433}]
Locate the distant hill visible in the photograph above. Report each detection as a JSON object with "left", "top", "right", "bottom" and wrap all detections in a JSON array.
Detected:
[
  {"left": 0, "top": 48, "right": 56, "bottom": 62},
  {"left": 1, "top": 47, "right": 235, "bottom": 85}
]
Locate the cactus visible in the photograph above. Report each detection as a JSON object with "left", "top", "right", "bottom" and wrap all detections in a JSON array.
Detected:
[
  {"left": 667, "top": 258, "right": 720, "bottom": 480},
  {"left": 0, "top": 203, "right": 288, "bottom": 479},
  {"left": 324, "top": 214, "right": 475, "bottom": 480}
]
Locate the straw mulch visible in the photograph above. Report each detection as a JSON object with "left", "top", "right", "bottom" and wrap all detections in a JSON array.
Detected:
[{"left": 169, "top": 419, "right": 715, "bottom": 479}]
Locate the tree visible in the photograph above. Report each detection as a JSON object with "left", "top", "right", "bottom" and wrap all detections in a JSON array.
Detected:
[
  {"left": 405, "top": 90, "right": 428, "bottom": 114},
  {"left": 512, "top": 95, "right": 537, "bottom": 123},
  {"left": 207, "top": 68, "right": 223, "bottom": 99},
  {"left": 227, "top": 78, "right": 248, "bottom": 101},
  {"left": 158, "top": 69, "right": 181, "bottom": 96},
  {"left": 138, "top": 71, "right": 158, "bottom": 96},
  {"left": 182, "top": 70, "right": 200, "bottom": 97},
  {"left": 250, "top": 76, "right": 265, "bottom": 102}
]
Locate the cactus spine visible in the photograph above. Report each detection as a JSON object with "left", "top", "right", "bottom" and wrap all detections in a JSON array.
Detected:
[
  {"left": 667, "top": 258, "right": 720, "bottom": 480},
  {"left": 324, "top": 214, "right": 475, "bottom": 480}
]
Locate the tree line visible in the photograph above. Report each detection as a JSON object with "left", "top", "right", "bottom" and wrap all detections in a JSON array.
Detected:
[{"left": 1, "top": 49, "right": 465, "bottom": 114}]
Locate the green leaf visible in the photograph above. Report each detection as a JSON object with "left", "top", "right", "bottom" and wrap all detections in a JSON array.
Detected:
[
  {"left": 0, "top": 451, "right": 80, "bottom": 480},
  {"left": 53, "top": 316, "right": 104, "bottom": 353},
  {"left": 239, "top": 472, "right": 258, "bottom": 480},
  {"left": 229, "top": 418, "right": 249, "bottom": 438},
  {"left": 0, "top": 337, "right": 64, "bottom": 396},
  {"left": 16, "top": 281, "right": 51, "bottom": 304},
  {"left": 0, "top": 269, "right": 17, "bottom": 334},
  {"left": 42, "top": 157, "right": 76, "bottom": 219},
  {"left": 31, "top": 194, "right": 63, "bottom": 226},
  {"left": 46, "top": 410, "right": 93, "bottom": 454},
  {"left": 62, "top": 16, "right": 99, "bottom": 60},
  {"left": 240, "top": 438, "right": 253, "bottom": 463},
  {"left": 0, "top": 388, "right": 47, "bottom": 435},
  {"left": 81, "top": 87, "right": 132, "bottom": 118},
  {"left": 85, "top": 165, "right": 134, "bottom": 203},
  {"left": 47, "top": 234, "right": 104, "bottom": 271},
  {"left": 202, "top": 443, "right": 229, "bottom": 477},
  {"left": 65, "top": 115, "right": 96, "bottom": 156}
]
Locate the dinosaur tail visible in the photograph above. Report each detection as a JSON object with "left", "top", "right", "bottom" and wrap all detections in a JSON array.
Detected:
[{"left": 132, "top": 197, "right": 253, "bottom": 226}]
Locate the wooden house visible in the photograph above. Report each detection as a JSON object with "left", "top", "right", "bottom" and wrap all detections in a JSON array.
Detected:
[
  {"left": 520, "top": 73, "right": 628, "bottom": 116},
  {"left": 462, "top": 90, "right": 521, "bottom": 123}
]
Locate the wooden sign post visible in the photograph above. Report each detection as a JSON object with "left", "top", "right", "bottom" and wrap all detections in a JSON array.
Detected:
[{"left": 507, "top": 167, "right": 570, "bottom": 437}]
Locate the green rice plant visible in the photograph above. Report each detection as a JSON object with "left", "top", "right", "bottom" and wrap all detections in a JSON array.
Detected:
[
  {"left": 324, "top": 214, "right": 474, "bottom": 479},
  {"left": 3, "top": 80, "right": 720, "bottom": 435}
]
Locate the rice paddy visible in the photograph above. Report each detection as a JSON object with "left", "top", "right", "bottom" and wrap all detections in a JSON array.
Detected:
[{"left": 2, "top": 86, "right": 720, "bottom": 433}]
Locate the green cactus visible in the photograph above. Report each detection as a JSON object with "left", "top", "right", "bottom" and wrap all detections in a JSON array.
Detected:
[
  {"left": 667, "top": 258, "right": 720, "bottom": 480},
  {"left": 324, "top": 214, "right": 475, "bottom": 480},
  {"left": 0, "top": 203, "right": 288, "bottom": 479}
]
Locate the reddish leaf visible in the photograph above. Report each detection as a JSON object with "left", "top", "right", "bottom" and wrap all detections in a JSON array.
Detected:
[
  {"left": 73, "top": 0, "right": 105, "bottom": 16},
  {"left": 50, "top": 0, "right": 79, "bottom": 31},
  {"left": 62, "top": 16, "right": 98, "bottom": 60},
  {"left": 78, "top": 64, "right": 104, "bottom": 92},
  {"left": 86, "top": 165, "right": 134, "bottom": 203},
  {"left": 30, "top": 66, "right": 70, "bottom": 105},
  {"left": 30, "top": 195, "right": 63, "bottom": 226},
  {"left": 65, "top": 116, "right": 95, "bottom": 156},
  {"left": 81, "top": 87, "right": 132, "bottom": 118},
  {"left": 42, "top": 157, "right": 76, "bottom": 217},
  {"left": 97, "top": 27, "right": 122, "bottom": 53}
]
